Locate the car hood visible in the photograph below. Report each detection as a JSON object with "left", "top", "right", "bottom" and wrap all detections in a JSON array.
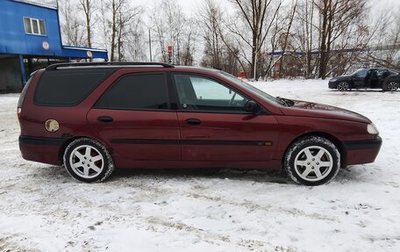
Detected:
[
  {"left": 330, "top": 75, "right": 351, "bottom": 81},
  {"left": 280, "top": 100, "right": 371, "bottom": 123}
]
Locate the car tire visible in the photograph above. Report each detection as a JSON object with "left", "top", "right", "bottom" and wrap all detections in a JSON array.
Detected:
[
  {"left": 385, "top": 81, "right": 399, "bottom": 92},
  {"left": 337, "top": 82, "right": 350, "bottom": 91},
  {"left": 284, "top": 136, "right": 340, "bottom": 186},
  {"left": 63, "top": 138, "right": 114, "bottom": 183}
]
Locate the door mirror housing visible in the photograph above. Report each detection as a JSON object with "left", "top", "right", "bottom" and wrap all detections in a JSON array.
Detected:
[{"left": 244, "top": 100, "right": 259, "bottom": 113}]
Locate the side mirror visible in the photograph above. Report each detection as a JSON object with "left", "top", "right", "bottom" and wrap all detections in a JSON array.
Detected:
[{"left": 244, "top": 100, "right": 259, "bottom": 113}]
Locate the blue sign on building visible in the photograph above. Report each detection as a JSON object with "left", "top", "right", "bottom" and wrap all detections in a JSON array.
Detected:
[{"left": 0, "top": 0, "right": 108, "bottom": 92}]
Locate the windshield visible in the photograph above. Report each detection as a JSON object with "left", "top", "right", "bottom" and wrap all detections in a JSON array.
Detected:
[{"left": 218, "top": 71, "right": 284, "bottom": 105}]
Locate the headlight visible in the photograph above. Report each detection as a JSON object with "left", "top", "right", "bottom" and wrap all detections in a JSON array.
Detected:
[
  {"left": 330, "top": 78, "right": 337, "bottom": 82},
  {"left": 367, "top": 123, "right": 379, "bottom": 135}
]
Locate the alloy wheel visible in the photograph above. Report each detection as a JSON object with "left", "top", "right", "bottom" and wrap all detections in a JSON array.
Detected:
[
  {"left": 69, "top": 145, "right": 105, "bottom": 179},
  {"left": 388, "top": 82, "right": 399, "bottom": 91},
  {"left": 293, "top": 146, "right": 334, "bottom": 182},
  {"left": 337, "top": 82, "right": 349, "bottom": 91}
]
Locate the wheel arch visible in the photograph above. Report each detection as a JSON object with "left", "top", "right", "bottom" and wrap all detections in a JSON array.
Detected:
[
  {"left": 283, "top": 131, "right": 347, "bottom": 168},
  {"left": 58, "top": 136, "right": 112, "bottom": 164}
]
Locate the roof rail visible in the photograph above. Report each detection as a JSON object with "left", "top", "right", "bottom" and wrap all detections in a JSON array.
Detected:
[{"left": 46, "top": 62, "right": 175, "bottom": 70}]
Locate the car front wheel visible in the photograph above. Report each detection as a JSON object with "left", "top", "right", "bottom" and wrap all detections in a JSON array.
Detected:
[
  {"left": 284, "top": 136, "right": 340, "bottom": 186},
  {"left": 63, "top": 138, "right": 114, "bottom": 183},
  {"left": 337, "top": 82, "right": 350, "bottom": 91}
]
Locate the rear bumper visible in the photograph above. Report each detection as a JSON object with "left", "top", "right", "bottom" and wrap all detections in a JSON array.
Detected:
[
  {"left": 19, "top": 136, "right": 64, "bottom": 165},
  {"left": 343, "top": 136, "right": 382, "bottom": 165}
]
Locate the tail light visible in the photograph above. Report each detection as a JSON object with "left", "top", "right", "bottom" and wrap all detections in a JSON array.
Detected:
[{"left": 17, "top": 71, "right": 37, "bottom": 118}]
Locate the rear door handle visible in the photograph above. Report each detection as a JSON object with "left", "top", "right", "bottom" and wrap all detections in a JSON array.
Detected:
[
  {"left": 97, "top": 116, "right": 114, "bottom": 123},
  {"left": 185, "top": 118, "right": 202, "bottom": 125}
]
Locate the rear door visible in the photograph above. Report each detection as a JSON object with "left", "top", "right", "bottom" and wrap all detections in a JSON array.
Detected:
[
  {"left": 369, "top": 69, "right": 380, "bottom": 88},
  {"left": 173, "top": 73, "right": 279, "bottom": 162},
  {"left": 87, "top": 73, "right": 180, "bottom": 167}
]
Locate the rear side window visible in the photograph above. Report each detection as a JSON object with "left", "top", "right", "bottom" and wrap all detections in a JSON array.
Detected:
[
  {"left": 34, "top": 69, "right": 114, "bottom": 106},
  {"left": 96, "top": 74, "right": 169, "bottom": 110}
]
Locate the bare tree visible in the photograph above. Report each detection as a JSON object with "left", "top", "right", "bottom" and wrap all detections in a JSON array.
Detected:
[
  {"left": 125, "top": 17, "right": 147, "bottom": 61},
  {"left": 100, "top": 0, "right": 141, "bottom": 61},
  {"left": 199, "top": 0, "right": 224, "bottom": 69},
  {"left": 315, "top": 0, "right": 368, "bottom": 79},
  {"left": 228, "top": 0, "right": 282, "bottom": 79},
  {"left": 360, "top": 8, "right": 400, "bottom": 70},
  {"left": 199, "top": 0, "right": 243, "bottom": 74},
  {"left": 277, "top": 0, "right": 298, "bottom": 78},
  {"left": 180, "top": 18, "right": 198, "bottom": 65},
  {"left": 79, "top": 0, "right": 95, "bottom": 48},
  {"left": 293, "top": 0, "right": 315, "bottom": 78},
  {"left": 150, "top": 0, "right": 186, "bottom": 64},
  {"left": 259, "top": 10, "right": 283, "bottom": 79},
  {"left": 59, "top": 0, "right": 85, "bottom": 46},
  {"left": 57, "top": 0, "right": 394, "bottom": 76}
]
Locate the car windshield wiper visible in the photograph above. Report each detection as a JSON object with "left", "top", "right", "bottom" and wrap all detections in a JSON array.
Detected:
[{"left": 276, "top": 97, "right": 294, "bottom": 107}]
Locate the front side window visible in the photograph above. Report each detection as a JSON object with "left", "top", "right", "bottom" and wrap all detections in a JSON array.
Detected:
[
  {"left": 353, "top": 69, "right": 368, "bottom": 78},
  {"left": 174, "top": 74, "right": 248, "bottom": 112},
  {"left": 24, "top": 17, "right": 47, "bottom": 36},
  {"left": 96, "top": 74, "right": 169, "bottom": 110}
]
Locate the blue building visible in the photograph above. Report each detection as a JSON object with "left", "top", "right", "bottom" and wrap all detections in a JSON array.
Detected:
[{"left": 0, "top": 0, "right": 108, "bottom": 92}]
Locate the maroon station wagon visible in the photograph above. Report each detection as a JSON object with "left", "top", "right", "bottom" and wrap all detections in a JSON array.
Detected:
[{"left": 17, "top": 62, "right": 382, "bottom": 186}]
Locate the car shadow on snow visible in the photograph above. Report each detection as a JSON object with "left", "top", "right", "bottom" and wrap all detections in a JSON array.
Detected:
[
  {"left": 33, "top": 165, "right": 371, "bottom": 186},
  {"left": 32, "top": 165, "right": 289, "bottom": 185},
  {"left": 111, "top": 168, "right": 290, "bottom": 184}
]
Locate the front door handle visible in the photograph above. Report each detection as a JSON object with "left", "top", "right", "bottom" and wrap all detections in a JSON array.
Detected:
[
  {"left": 185, "top": 118, "right": 202, "bottom": 125},
  {"left": 97, "top": 116, "right": 114, "bottom": 123}
]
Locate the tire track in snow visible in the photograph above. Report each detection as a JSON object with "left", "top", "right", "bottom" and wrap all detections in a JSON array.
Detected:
[
  {"left": 186, "top": 192, "right": 338, "bottom": 223},
  {"left": 146, "top": 216, "right": 298, "bottom": 251}
]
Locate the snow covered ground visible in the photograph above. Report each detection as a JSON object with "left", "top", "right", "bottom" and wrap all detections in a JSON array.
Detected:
[{"left": 0, "top": 79, "right": 399, "bottom": 252}]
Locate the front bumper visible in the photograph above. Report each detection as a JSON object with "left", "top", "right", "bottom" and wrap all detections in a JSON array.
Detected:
[
  {"left": 343, "top": 136, "right": 382, "bottom": 165},
  {"left": 328, "top": 81, "right": 338, "bottom": 89}
]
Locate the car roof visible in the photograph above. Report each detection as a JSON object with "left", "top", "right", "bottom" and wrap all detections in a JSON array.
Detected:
[
  {"left": 46, "top": 62, "right": 175, "bottom": 70},
  {"left": 45, "top": 62, "right": 222, "bottom": 74}
]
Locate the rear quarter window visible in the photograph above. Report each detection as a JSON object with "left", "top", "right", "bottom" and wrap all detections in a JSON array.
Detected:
[{"left": 34, "top": 69, "right": 115, "bottom": 106}]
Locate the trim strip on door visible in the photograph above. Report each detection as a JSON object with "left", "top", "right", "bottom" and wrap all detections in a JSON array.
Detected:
[{"left": 111, "top": 139, "right": 272, "bottom": 146}]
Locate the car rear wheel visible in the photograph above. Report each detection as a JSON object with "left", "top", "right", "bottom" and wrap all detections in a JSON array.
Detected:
[
  {"left": 387, "top": 81, "right": 399, "bottom": 91},
  {"left": 337, "top": 82, "right": 350, "bottom": 91},
  {"left": 284, "top": 136, "right": 340, "bottom": 186},
  {"left": 63, "top": 138, "right": 114, "bottom": 183}
]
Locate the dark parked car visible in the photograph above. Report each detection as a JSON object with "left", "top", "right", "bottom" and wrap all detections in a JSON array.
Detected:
[
  {"left": 328, "top": 68, "right": 400, "bottom": 91},
  {"left": 18, "top": 62, "right": 382, "bottom": 186}
]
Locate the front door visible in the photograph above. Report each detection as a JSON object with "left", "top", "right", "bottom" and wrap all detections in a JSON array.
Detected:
[
  {"left": 173, "top": 73, "right": 279, "bottom": 162},
  {"left": 352, "top": 69, "right": 369, "bottom": 88},
  {"left": 87, "top": 73, "right": 180, "bottom": 168}
]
